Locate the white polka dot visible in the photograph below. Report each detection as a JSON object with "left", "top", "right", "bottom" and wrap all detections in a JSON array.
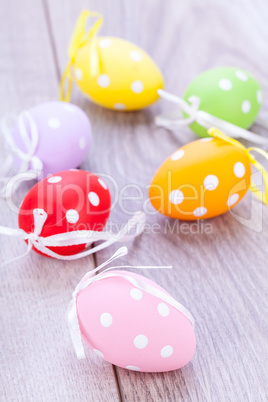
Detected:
[
  {"left": 131, "top": 80, "right": 144, "bottom": 94},
  {"left": 64, "top": 104, "right": 76, "bottom": 112},
  {"left": 227, "top": 193, "right": 239, "bottom": 207},
  {"left": 158, "top": 303, "right": 170, "bottom": 317},
  {"left": 98, "top": 178, "right": 108, "bottom": 190},
  {"left": 75, "top": 68, "right": 83, "bottom": 81},
  {"left": 126, "top": 366, "right": 140, "bottom": 371},
  {"left": 235, "top": 70, "right": 248, "bottom": 81},
  {"left": 47, "top": 176, "right": 62, "bottom": 183},
  {"left": 171, "top": 149, "right": 184, "bottom": 161},
  {"left": 100, "top": 313, "right": 113, "bottom": 327},
  {"left": 169, "top": 190, "right": 184, "bottom": 205},
  {"left": 241, "top": 100, "right": 251, "bottom": 113},
  {"left": 219, "top": 78, "right": 233, "bottom": 91},
  {"left": 161, "top": 345, "right": 173, "bottom": 358},
  {"left": 134, "top": 335, "right": 148, "bottom": 349},
  {"left": 193, "top": 207, "right": 207, "bottom": 217},
  {"left": 114, "top": 103, "right": 126, "bottom": 110},
  {"left": 99, "top": 38, "right": 112, "bottom": 48},
  {"left": 203, "top": 175, "right": 219, "bottom": 191},
  {"left": 88, "top": 191, "right": 100, "bottom": 207},
  {"left": 130, "top": 288, "right": 143, "bottom": 300},
  {"left": 257, "top": 90, "right": 262, "bottom": 104},
  {"left": 94, "top": 349, "right": 104, "bottom": 358},
  {"left": 200, "top": 137, "right": 213, "bottom": 142},
  {"left": 48, "top": 118, "right": 61, "bottom": 129},
  {"left": 130, "top": 50, "right": 142, "bottom": 62},
  {"left": 66, "top": 209, "right": 79, "bottom": 224},
  {"left": 234, "top": 162, "right": 245, "bottom": 178},
  {"left": 79, "top": 136, "right": 86, "bottom": 150},
  {"left": 97, "top": 74, "right": 110, "bottom": 88}
]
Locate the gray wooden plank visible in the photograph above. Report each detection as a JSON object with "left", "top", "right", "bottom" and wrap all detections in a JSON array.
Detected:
[
  {"left": 45, "top": 0, "right": 268, "bottom": 401},
  {"left": 0, "top": 1, "right": 119, "bottom": 401}
]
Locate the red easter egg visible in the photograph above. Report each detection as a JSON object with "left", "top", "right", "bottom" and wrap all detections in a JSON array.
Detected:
[{"left": 18, "top": 169, "right": 111, "bottom": 257}]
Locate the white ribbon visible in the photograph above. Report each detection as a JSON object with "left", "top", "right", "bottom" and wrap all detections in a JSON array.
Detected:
[
  {"left": 0, "top": 210, "right": 146, "bottom": 266},
  {"left": 156, "top": 89, "right": 268, "bottom": 146},
  {"left": 66, "top": 246, "right": 194, "bottom": 359},
  {"left": 0, "top": 112, "right": 42, "bottom": 198}
]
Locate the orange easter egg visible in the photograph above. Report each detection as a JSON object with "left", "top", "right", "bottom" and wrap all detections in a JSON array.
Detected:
[{"left": 149, "top": 137, "right": 251, "bottom": 220}]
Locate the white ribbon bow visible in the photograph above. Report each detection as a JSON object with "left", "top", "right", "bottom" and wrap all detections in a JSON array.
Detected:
[
  {"left": 0, "top": 210, "right": 146, "bottom": 266},
  {"left": 66, "top": 246, "right": 194, "bottom": 359},
  {"left": 0, "top": 112, "right": 42, "bottom": 198},
  {"left": 156, "top": 89, "right": 268, "bottom": 145}
]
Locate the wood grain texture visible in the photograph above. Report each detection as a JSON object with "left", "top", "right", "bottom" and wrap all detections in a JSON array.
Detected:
[
  {"left": 1, "top": 0, "right": 268, "bottom": 401},
  {"left": 0, "top": 1, "right": 119, "bottom": 401}
]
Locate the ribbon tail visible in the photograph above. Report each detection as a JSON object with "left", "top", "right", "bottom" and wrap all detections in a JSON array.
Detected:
[
  {"left": 66, "top": 300, "right": 85, "bottom": 359},
  {"left": 0, "top": 240, "right": 33, "bottom": 268},
  {"left": 59, "top": 61, "right": 73, "bottom": 102}
]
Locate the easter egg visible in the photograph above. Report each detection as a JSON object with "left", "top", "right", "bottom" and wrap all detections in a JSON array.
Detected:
[
  {"left": 11, "top": 102, "right": 91, "bottom": 176},
  {"left": 183, "top": 67, "right": 262, "bottom": 138},
  {"left": 18, "top": 169, "right": 111, "bottom": 256},
  {"left": 77, "top": 270, "right": 196, "bottom": 372},
  {"left": 73, "top": 37, "right": 164, "bottom": 111},
  {"left": 149, "top": 137, "right": 251, "bottom": 220}
]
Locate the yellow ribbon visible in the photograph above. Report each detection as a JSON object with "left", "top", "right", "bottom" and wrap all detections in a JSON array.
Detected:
[
  {"left": 208, "top": 127, "right": 268, "bottom": 205},
  {"left": 59, "top": 10, "right": 103, "bottom": 102}
]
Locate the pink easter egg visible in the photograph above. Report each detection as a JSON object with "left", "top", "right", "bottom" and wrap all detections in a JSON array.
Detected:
[{"left": 77, "top": 270, "right": 196, "bottom": 372}]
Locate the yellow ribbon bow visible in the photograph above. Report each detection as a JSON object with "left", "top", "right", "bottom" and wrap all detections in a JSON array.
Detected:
[
  {"left": 208, "top": 127, "right": 268, "bottom": 205},
  {"left": 59, "top": 10, "right": 103, "bottom": 102}
]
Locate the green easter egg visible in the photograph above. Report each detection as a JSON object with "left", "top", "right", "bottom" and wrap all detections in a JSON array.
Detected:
[{"left": 183, "top": 67, "right": 263, "bottom": 138}]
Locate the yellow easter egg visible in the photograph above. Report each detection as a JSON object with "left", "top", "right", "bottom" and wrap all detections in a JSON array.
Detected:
[
  {"left": 149, "top": 136, "right": 251, "bottom": 220},
  {"left": 73, "top": 36, "right": 164, "bottom": 111}
]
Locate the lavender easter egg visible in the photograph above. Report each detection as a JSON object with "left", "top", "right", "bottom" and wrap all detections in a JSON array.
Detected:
[
  {"left": 77, "top": 270, "right": 196, "bottom": 372},
  {"left": 11, "top": 102, "right": 91, "bottom": 176}
]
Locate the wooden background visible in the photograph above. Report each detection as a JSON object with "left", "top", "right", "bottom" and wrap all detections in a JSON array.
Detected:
[{"left": 1, "top": 0, "right": 268, "bottom": 401}]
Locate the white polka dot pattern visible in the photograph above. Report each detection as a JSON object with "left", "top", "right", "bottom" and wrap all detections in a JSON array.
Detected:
[
  {"left": 97, "top": 74, "right": 110, "bottom": 88},
  {"left": 234, "top": 162, "right": 245, "bottom": 178},
  {"left": 130, "top": 50, "right": 142, "bottom": 61},
  {"left": 113, "top": 103, "right": 126, "bottom": 110},
  {"left": 47, "top": 176, "right": 62, "bottom": 184},
  {"left": 193, "top": 207, "right": 207, "bottom": 217},
  {"left": 171, "top": 149, "right": 184, "bottom": 161},
  {"left": 126, "top": 365, "right": 141, "bottom": 371},
  {"left": 169, "top": 190, "right": 184, "bottom": 205},
  {"left": 158, "top": 303, "right": 170, "bottom": 317},
  {"left": 100, "top": 313, "right": 113, "bottom": 327},
  {"left": 88, "top": 192, "right": 100, "bottom": 207},
  {"left": 134, "top": 335, "right": 148, "bottom": 349},
  {"left": 130, "top": 288, "right": 143, "bottom": 300},
  {"left": 66, "top": 209, "right": 79, "bottom": 224},
  {"left": 161, "top": 345, "right": 173, "bottom": 358},
  {"left": 203, "top": 175, "right": 219, "bottom": 191},
  {"left": 48, "top": 118, "right": 61, "bottom": 129},
  {"left": 218, "top": 78, "right": 232, "bottom": 91},
  {"left": 241, "top": 100, "right": 251, "bottom": 113},
  {"left": 235, "top": 70, "right": 248, "bottom": 81},
  {"left": 131, "top": 80, "right": 144, "bottom": 93}
]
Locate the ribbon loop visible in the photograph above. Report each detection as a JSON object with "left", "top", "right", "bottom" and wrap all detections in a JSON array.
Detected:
[
  {"left": 60, "top": 10, "right": 103, "bottom": 102},
  {"left": 0, "top": 211, "right": 146, "bottom": 266},
  {"left": 208, "top": 127, "right": 268, "bottom": 205},
  {"left": 0, "top": 112, "right": 42, "bottom": 199},
  {"left": 156, "top": 89, "right": 268, "bottom": 145}
]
